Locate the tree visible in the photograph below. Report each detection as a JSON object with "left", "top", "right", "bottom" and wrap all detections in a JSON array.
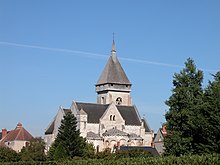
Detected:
[
  {"left": 164, "top": 58, "right": 204, "bottom": 156},
  {"left": 49, "top": 111, "right": 94, "bottom": 159},
  {"left": 20, "top": 137, "right": 46, "bottom": 161},
  {"left": 197, "top": 72, "right": 220, "bottom": 153},
  {"left": 0, "top": 146, "right": 20, "bottom": 162}
]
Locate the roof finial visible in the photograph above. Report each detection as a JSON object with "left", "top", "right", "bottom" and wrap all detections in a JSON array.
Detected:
[{"left": 111, "top": 32, "right": 116, "bottom": 53}]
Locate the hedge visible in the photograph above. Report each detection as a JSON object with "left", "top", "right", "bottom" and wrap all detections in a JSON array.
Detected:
[{"left": 1, "top": 154, "right": 220, "bottom": 165}]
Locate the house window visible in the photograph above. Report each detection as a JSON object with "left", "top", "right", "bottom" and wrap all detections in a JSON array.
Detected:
[
  {"left": 25, "top": 142, "right": 30, "bottom": 147},
  {"left": 101, "top": 97, "right": 105, "bottom": 104}
]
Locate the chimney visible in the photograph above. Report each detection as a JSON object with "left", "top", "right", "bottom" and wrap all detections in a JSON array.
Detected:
[
  {"left": 2, "top": 129, "right": 7, "bottom": 139},
  {"left": 162, "top": 125, "right": 167, "bottom": 135}
]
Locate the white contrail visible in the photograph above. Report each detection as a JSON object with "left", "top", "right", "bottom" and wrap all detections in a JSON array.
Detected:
[
  {"left": 0, "top": 41, "right": 108, "bottom": 59},
  {"left": 119, "top": 57, "right": 184, "bottom": 68},
  {"left": 0, "top": 41, "right": 218, "bottom": 72}
]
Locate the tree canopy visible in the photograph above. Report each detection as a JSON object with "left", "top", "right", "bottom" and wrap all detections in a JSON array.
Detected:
[
  {"left": 165, "top": 58, "right": 220, "bottom": 155},
  {"left": 48, "top": 111, "right": 94, "bottom": 160},
  {"left": 20, "top": 137, "right": 46, "bottom": 161},
  {"left": 0, "top": 146, "right": 20, "bottom": 162}
]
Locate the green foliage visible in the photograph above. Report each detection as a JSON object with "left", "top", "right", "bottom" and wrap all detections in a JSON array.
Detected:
[
  {"left": 95, "top": 148, "right": 153, "bottom": 160},
  {"left": 165, "top": 58, "right": 204, "bottom": 156},
  {"left": 0, "top": 146, "right": 20, "bottom": 162},
  {"left": 196, "top": 71, "right": 220, "bottom": 153},
  {"left": 165, "top": 58, "right": 220, "bottom": 155},
  {"left": 53, "top": 143, "right": 67, "bottom": 161},
  {"left": 95, "top": 148, "right": 113, "bottom": 159},
  {"left": 19, "top": 137, "right": 46, "bottom": 161},
  {"left": 127, "top": 148, "right": 153, "bottom": 158},
  {"left": 48, "top": 111, "right": 95, "bottom": 160},
  {"left": 81, "top": 141, "right": 95, "bottom": 159},
  {"left": 0, "top": 154, "right": 220, "bottom": 165}
]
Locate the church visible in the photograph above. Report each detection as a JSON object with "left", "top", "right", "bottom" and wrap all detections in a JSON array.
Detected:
[{"left": 44, "top": 40, "right": 154, "bottom": 152}]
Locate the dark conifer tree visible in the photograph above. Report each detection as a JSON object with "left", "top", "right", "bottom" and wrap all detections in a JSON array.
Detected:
[
  {"left": 164, "top": 58, "right": 204, "bottom": 156},
  {"left": 198, "top": 72, "right": 220, "bottom": 153},
  {"left": 49, "top": 111, "right": 94, "bottom": 159}
]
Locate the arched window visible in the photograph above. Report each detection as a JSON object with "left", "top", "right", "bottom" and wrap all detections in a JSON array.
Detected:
[
  {"left": 116, "top": 97, "right": 122, "bottom": 105},
  {"left": 113, "top": 115, "right": 116, "bottom": 121},
  {"left": 110, "top": 115, "right": 112, "bottom": 121}
]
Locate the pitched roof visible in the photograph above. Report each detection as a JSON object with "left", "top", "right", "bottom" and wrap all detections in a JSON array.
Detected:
[
  {"left": 103, "top": 128, "right": 128, "bottom": 136},
  {"left": 128, "top": 133, "right": 143, "bottom": 140},
  {"left": 45, "top": 108, "right": 71, "bottom": 135},
  {"left": 45, "top": 120, "right": 55, "bottom": 135},
  {"left": 96, "top": 41, "right": 131, "bottom": 85},
  {"left": 142, "top": 118, "right": 151, "bottom": 132},
  {"left": 75, "top": 102, "right": 141, "bottom": 126},
  {"left": 87, "top": 131, "right": 102, "bottom": 140},
  {"left": 0, "top": 123, "right": 33, "bottom": 142},
  {"left": 117, "top": 105, "right": 141, "bottom": 126},
  {"left": 76, "top": 102, "right": 108, "bottom": 123}
]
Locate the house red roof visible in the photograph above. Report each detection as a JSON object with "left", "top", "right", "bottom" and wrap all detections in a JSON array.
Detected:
[{"left": 0, "top": 123, "right": 33, "bottom": 143}]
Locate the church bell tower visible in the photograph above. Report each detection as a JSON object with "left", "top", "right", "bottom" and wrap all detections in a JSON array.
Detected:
[{"left": 96, "top": 40, "right": 132, "bottom": 106}]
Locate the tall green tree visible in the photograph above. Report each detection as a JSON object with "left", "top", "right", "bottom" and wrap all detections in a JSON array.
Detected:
[
  {"left": 49, "top": 111, "right": 94, "bottom": 160},
  {"left": 164, "top": 58, "right": 204, "bottom": 156},
  {"left": 197, "top": 72, "right": 220, "bottom": 153}
]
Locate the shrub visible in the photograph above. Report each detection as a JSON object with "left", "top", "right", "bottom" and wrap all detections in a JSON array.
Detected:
[{"left": 0, "top": 146, "right": 20, "bottom": 162}]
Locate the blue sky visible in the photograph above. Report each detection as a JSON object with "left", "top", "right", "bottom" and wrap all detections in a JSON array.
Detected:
[{"left": 0, "top": 1, "right": 220, "bottom": 136}]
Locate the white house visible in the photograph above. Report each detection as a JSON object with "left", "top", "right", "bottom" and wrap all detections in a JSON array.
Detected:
[{"left": 0, "top": 123, "right": 33, "bottom": 152}]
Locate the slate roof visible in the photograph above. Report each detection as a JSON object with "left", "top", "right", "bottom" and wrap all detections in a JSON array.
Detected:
[
  {"left": 96, "top": 41, "right": 131, "bottom": 86},
  {"left": 76, "top": 102, "right": 109, "bottom": 123},
  {"left": 103, "top": 128, "right": 128, "bottom": 136},
  {"left": 128, "top": 133, "right": 143, "bottom": 140},
  {"left": 117, "top": 105, "right": 141, "bottom": 126},
  {"left": 45, "top": 108, "right": 71, "bottom": 135},
  {"left": 0, "top": 123, "right": 33, "bottom": 142},
  {"left": 142, "top": 118, "right": 151, "bottom": 132},
  {"left": 87, "top": 131, "right": 102, "bottom": 140},
  {"left": 75, "top": 102, "right": 141, "bottom": 126},
  {"left": 45, "top": 120, "right": 55, "bottom": 135}
]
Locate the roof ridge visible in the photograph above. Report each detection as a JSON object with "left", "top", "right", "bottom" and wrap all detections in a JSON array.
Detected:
[
  {"left": 14, "top": 127, "right": 22, "bottom": 140},
  {"left": 76, "top": 102, "right": 110, "bottom": 106}
]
